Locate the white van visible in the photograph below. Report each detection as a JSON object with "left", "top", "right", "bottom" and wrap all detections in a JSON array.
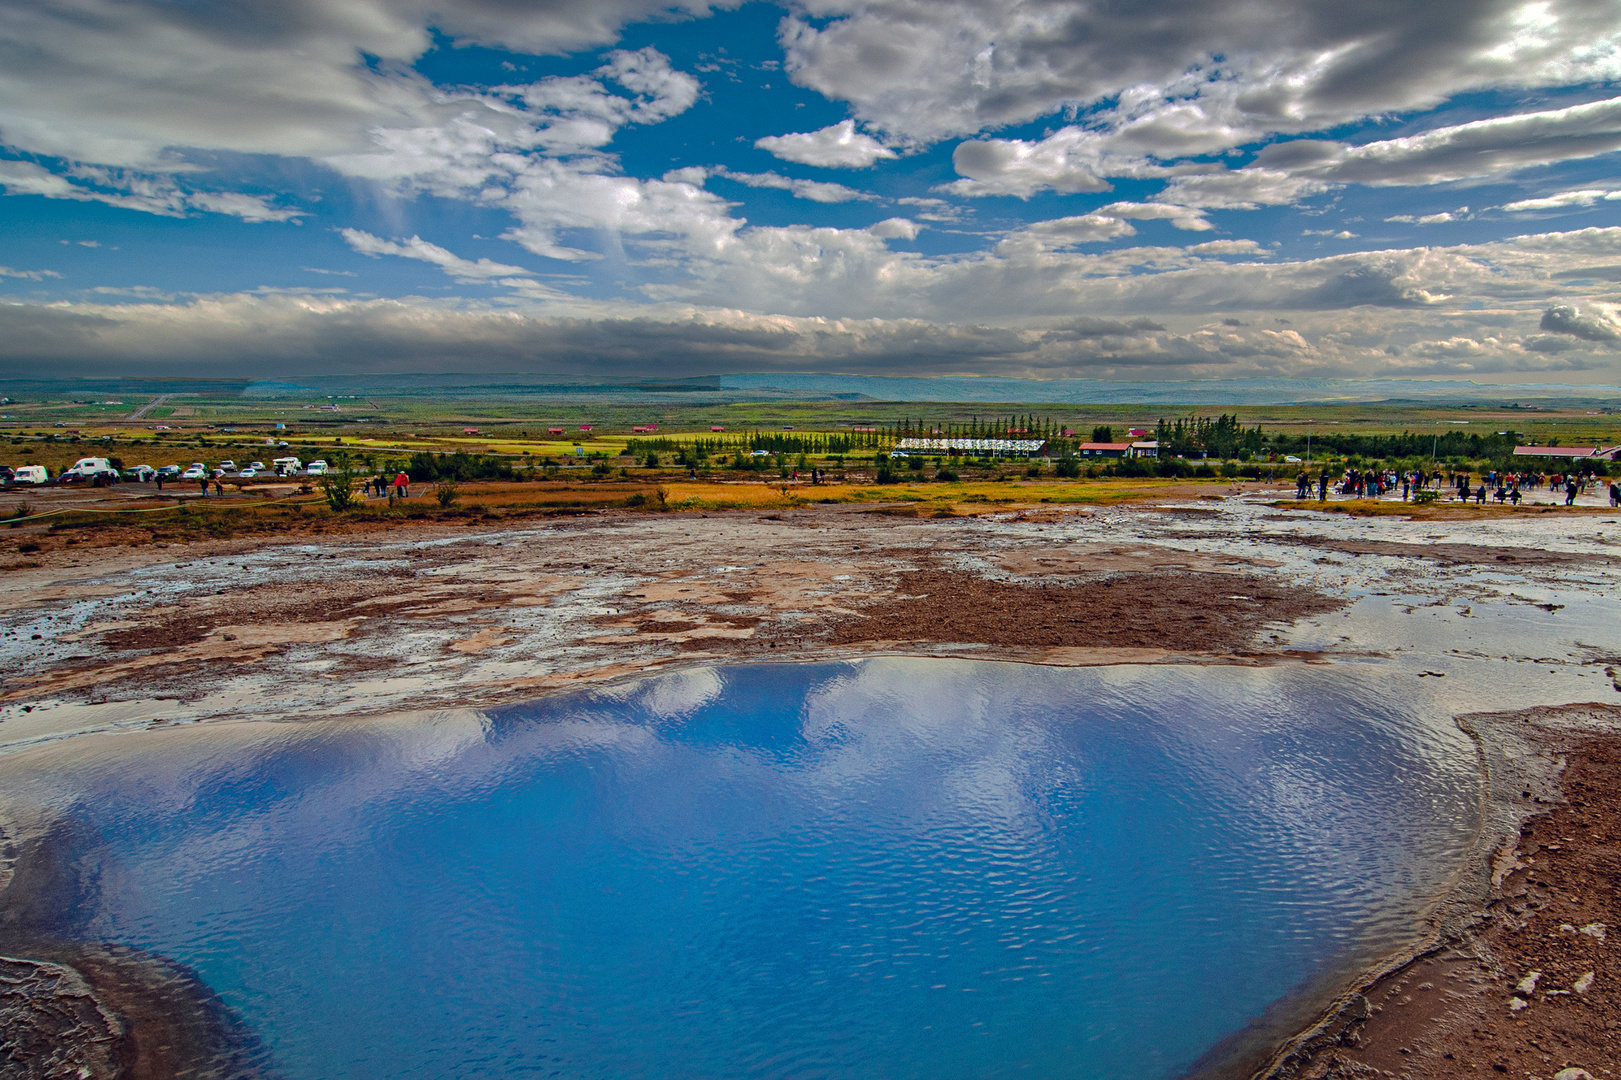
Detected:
[
  {"left": 62, "top": 457, "right": 119, "bottom": 481},
  {"left": 13, "top": 465, "right": 49, "bottom": 485},
  {"left": 272, "top": 456, "right": 302, "bottom": 476}
]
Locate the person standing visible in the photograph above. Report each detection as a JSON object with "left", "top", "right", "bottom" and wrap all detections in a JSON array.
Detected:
[{"left": 394, "top": 470, "right": 410, "bottom": 498}]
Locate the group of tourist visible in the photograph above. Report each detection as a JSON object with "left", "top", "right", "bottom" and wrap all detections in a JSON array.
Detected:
[{"left": 1293, "top": 466, "right": 1618, "bottom": 506}]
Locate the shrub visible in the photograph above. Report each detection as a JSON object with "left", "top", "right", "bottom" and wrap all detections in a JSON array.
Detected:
[
  {"left": 320, "top": 468, "right": 360, "bottom": 512},
  {"left": 935, "top": 469, "right": 959, "bottom": 482},
  {"left": 435, "top": 480, "right": 460, "bottom": 508},
  {"left": 1025, "top": 464, "right": 1042, "bottom": 478},
  {"left": 875, "top": 465, "right": 899, "bottom": 484},
  {"left": 1054, "top": 457, "right": 1081, "bottom": 479}
]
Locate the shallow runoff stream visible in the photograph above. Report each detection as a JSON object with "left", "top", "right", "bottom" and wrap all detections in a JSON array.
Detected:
[{"left": 0, "top": 658, "right": 1482, "bottom": 1079}]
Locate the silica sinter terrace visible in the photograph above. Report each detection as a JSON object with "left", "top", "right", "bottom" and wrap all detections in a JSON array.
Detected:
[{"left": 0, "top": 659, "right": 1480, "bottom": 1079}]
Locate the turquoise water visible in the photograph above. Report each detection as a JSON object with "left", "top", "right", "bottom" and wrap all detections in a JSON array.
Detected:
[{"left": 6, "top": 659, "right": 1479, "bottom": 1079}]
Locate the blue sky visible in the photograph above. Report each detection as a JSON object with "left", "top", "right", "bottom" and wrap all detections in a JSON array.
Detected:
[{"left": 1, "top": 0, "right": 1620, "bottom": 381}]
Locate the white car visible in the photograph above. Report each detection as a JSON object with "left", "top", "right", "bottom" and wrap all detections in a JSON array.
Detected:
[
  {"left": 217, "top": 460, "right": 236, "bottom": 472},
  {"left": 1284, "top": 455, "right": 1302, "bottom": 463},
  {"left": 238, "top": 467, "right": 260, "bottom": 478},
  {"left": 249, "top": 461, "right": 266, "bottom": 470},
  {"left": 182, "top": 465, "right": 207, "bottom": 480},
  {"left": 748, "top": 450, "right": 771, "bottom": 458},
  {"left": 122, "top": 465, "right": 156, "bottom": 482},
  {"left": 888, "top": 450, "right": 909, "bottom": 459},
  {"left": 304, "top": 460, "right": 329, "bottom": 476}
]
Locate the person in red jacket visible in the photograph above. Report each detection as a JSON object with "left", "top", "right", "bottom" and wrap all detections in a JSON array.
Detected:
[{"left": 393, "top": 471, "right": 409, "bottom": 498}]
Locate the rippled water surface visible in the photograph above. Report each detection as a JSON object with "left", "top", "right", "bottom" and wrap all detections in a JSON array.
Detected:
[{"left": 4, "top": 659, "right": 1481, "bottom": 1079}]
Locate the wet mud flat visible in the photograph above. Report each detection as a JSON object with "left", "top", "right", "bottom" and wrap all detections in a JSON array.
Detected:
[
  {"left": 1268, "top": 703, "right": 1621, "bottom": 1080},
  {"left": 0, "top": 495, "right": 1618, "bottom": 1078}
]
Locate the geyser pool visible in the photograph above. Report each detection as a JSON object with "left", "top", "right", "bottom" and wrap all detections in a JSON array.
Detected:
[{"left": 0, "top": 659, "right": 1481, "bottom": 1079}]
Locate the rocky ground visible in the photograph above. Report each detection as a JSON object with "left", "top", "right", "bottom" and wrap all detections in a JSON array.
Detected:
[{"left": 1, "top": 485, "right": 1619, "bottom": 1078}]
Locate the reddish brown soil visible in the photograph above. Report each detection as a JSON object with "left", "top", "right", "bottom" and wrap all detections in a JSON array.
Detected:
[
  {"left": 1262, "top": 535, "right": 1614, "bottom": 567},
  {"left": 1283, "top": 735, "right": 1621, "bottom": 1078},
  {"left": 828, "top": 569, "right": 1340, "bottom": 653}
]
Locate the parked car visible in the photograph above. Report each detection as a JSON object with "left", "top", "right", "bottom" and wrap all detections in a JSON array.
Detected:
[
  {"left": 238, "top": 467, "right": 260, "bottom": 478},
  {"left": 61, "top": 457, "right": 120, "bottom": 482},
  {"left": 182, "top": 464, "right": 208, "bottom": 480},
  {"left": 217, "top": 460, "right": 236, "bottom": 472},
  {"left": 748, "top": 450, "right": 771, "bottom": 458},
  {"left": 12, "top": 465, "right": 49, "bottom": 485},
  {"left": 249, "top": 461, "right": 266, "bottom": 470},
  {"left": 272, "top": 456, "right": 301, "bottom": 476},
  {"left": 0, "top": 466, "right": 14, "bottom": 484},
  {"left": 888, "top": 450, "right": 909, "bottom": 459},
  {"left": 122, "top": 465, "right": 157, "bottom": 482},
  {"left": 157, "top": 464, "right": 182, "bottom": 478},
  {"left": 304, "top": 460, "right": 329, "bottom": 476}
]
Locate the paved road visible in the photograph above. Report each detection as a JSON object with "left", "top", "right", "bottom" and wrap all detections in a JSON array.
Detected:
[{"left": 126, "top": 394, "right": 170, "bottom": 421}]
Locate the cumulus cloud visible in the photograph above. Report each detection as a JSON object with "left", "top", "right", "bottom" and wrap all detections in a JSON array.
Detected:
[
  {"left": 8, "top": 218, "right": 1621, "bottom": 382},
  {"left": 1541, "top": 303, "right": 1621, "bottom": 341},
  {"left": 943, "top": 129, "right": 1116, "bottom": 197},
  {"left": 0, "top": 0, "right": 730, "bottom": 168},
  {"left": 782, "top": 0, "right": 1621, "bottom": 149},
  {"left": 1095, "top": 202, "right": 1212, "bottom": 231},
  {"left": 755, "top": 119, "right": 897, "bottom": 168}
]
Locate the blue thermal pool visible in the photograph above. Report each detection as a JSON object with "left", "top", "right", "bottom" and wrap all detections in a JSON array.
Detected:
[{"left": 0, "top": 658, "right": 1482, "bottom": 1079}]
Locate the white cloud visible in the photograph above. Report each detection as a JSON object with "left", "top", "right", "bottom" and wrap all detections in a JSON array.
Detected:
[
  {"left": 866, "top": 217, "right": 921, "bottom": 239},
  {"left": 1095, "top": 202, "right": 1213, "bottom": 232},
  {"left": 0, "top": 159, "right": 302, "bottom": 221},
  {"left": 1500, "top": 188, "right": 1621, "bottom": 212},
  {"left": 1385, "top": 211, "right": 1463, "bottom": 224},
  {"left": 755, "top": 120, "right": 896, "bottom": 168},
  {"left": 340, "top": 229, "right": 538, "bottom": 282},
  {"left": 943, "top": 128, "right": 1116, "bottom": 197},
  {"left": 1187, "top": 240, "right": 1269, "bottom": 257},
  {"left": 704, "top": 167, "right": 878, "bottom": 203},
  {"left": 187, "top": 192, "right": 304, "bottom": 223},
  {"left": 1004, "top": 214, "right": 1138, "bottom": 250},
  {"left": 0, "top": 265, "right": 61, "bottom": 280},
  {"left": 0, "top": 0, "right": 730, "bottom": 169},
  {"left": 1154, "top": 95, "right": 1621, "bottom": 210}
]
